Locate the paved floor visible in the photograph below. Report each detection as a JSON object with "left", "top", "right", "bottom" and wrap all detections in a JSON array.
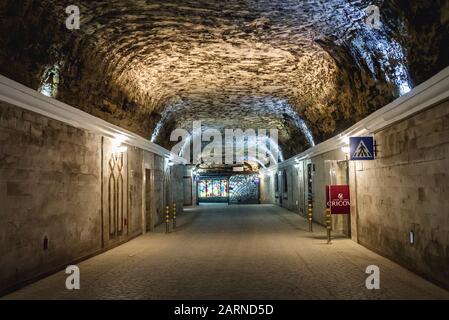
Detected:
[{"left": 3, "top": 204, "right": 449, "bottom": 300}]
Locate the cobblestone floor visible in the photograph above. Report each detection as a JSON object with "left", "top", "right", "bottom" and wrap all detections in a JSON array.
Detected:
[{"left": 3, "top": 204, "right": 449, "bottom": 300}]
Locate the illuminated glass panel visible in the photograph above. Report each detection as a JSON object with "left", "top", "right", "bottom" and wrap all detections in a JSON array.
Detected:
[
  {"left": 206, "top": 180, "right": 214, "bottom": 197},
  {"left": 221, "top": 180, "right": 228, "bottom": 196},
  {"left": 213, "top": 181, "right": 220, "bottom": 196},
  {"left": 198, "top": 179, "right": 228, "bottom": 198},
  {"left": 198, "top": 180, "right": 207, "bottom": 198}
]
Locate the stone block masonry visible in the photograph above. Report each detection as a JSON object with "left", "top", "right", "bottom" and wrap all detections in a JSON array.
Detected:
[
  {"left": 352, "top": 98, "right": 449, "bottom": 289},
  {"left": 260, "top": 98, "right": 449, "bottom": 290},
  {"left": 0, "top": 101, "right": 176, "bottom": 294},
  {"left": 0, "top": 101, "right": 102, "bottom": 293}
]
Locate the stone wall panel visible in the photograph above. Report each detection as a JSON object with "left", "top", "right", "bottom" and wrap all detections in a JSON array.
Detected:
[
  {"left": 0, "top": 101, "right": 102, "bottom": 293},
  {"left": 0, "top": 101, "right": 173, "bottom": 294}
]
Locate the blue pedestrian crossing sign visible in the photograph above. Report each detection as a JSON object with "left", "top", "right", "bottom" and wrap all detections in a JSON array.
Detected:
[{"left": 349, "top": 137, "right": 375, "bottom": 160}]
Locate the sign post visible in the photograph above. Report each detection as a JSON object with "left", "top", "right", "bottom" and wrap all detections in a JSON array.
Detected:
[{"left": 325, "top": 206, "right": 332, "bottom": 244}]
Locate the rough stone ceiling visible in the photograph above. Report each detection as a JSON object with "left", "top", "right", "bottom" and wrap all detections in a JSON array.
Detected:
[{"left": 0, "top": 0, "right": 448, "bottom": 158}]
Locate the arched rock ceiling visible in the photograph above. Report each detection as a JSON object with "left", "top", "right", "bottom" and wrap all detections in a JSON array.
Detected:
[{"left": 1, "top": 0, "right": 448, "bottom": 158}]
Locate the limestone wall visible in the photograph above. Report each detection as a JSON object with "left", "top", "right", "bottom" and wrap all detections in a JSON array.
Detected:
[
  {"left": 128, "top": 147, "right": 144, "bottom": 239},
  {"left": 183, "top": 165, "right": 195, "bottom": 206},
  {"left": 260, "top": 171, "right": 276, "bottom": 205},
  {"left": 351, "top": 98, "right": 449, "bottom": 289},
  {"left": 261, "top": 151, "right": 350, "bottom": 234},
  {"left": 260, "top": 98, "right": 449, "bottom": 289},
  {"left": 170, "top": 164, "right": 185, "bottom": 213},
  {"left": 0, "top": 101, "right": 179, "bottom": 294},
  {"left": 275, "top": 165, "right": 305, "bottom": 215},
  {"left": 309, "top": 150, "right": 350, "bottom": 233},
  {"left": 152, "top": 155, "right": 166, "bottom": 227},
  {"left": 0, "top": 101, "right": 102, "bottom": 292}
]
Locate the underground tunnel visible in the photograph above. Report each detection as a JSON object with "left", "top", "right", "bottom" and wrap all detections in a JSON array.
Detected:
[{"left": 0, "top": 0, "right": 449, "bottom": 303}]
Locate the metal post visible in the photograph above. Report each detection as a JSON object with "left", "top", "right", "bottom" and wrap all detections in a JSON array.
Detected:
[
  {"left": 165, "top": 205, "right": 170, "bottom": 234},
  {"left": 172, "top": 203, "right": 177, "bottom": 229},
  {"left": 308, "top": 203, "right": 313, "bottom": 232},
  {"left": 326, "top": 207, "right": 332, "bottom": 244}
]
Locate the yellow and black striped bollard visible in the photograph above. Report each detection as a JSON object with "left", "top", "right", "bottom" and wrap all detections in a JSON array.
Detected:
[
  {"left": 172, "top": 203, "right": 177, "bottom": 229},
  {"left": 165, "top": 205, "right": 170, "bottom": 234},
  {"left": 308, "top": 203, "right": 313, "bottom": 232},
  {"left": 326, "top": 208, "right": 332, "bottom": 244}
]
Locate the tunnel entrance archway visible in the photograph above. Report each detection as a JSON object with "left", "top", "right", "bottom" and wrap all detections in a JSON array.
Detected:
[{"left": 193, "top": 162, "right": 262, "bottom": 205}]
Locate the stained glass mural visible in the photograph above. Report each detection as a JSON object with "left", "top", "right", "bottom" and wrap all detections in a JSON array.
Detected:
[
  {"left": 197, "top": 176, "right": 259, "bottom": 204},
  {"left": 198, "top": 178, "right": 228, "bottom": 202}
]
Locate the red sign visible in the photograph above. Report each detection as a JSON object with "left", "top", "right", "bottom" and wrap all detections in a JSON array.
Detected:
[{"left": 326, "top": 185, "right": 351, "bottom": 215}]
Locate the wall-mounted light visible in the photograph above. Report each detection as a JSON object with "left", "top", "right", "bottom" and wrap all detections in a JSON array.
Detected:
[
  {"left": 410, "top": 231, "right": 415, "bottom": 245},
  {"left": 294, "top": 159, "right": 301, "bottom": 169},
  {"left": 111, "top": 135, "right": 128, "bottom": 155},
  {"left": 38, "top": 64, "right": 60, "bottom": 98},
  {"left": 112, "top": 145, "right": 128, "bottom": 154}
]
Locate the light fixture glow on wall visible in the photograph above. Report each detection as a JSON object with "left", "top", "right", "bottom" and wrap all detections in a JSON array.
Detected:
[
  {"left": 111, "top": 135, "right": 129, "bottom": 155},
  {"left": 410, "top": 231, "right": 415, "bottom": 245},
  {"left": 112, "top": 146, "right": 128, "bottom": 154}
]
